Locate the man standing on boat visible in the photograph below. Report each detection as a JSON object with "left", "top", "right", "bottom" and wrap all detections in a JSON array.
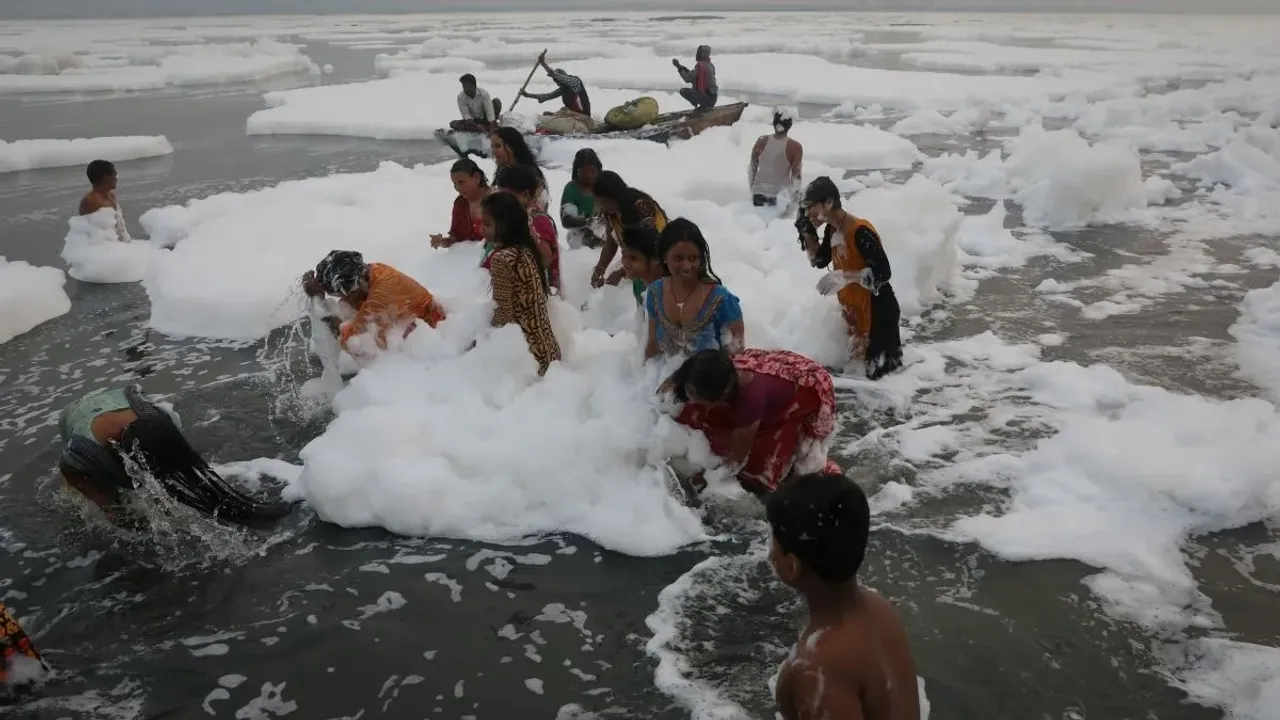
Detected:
[
  {"left": 749, "top": 108, "right": 803, "bottom": 208},
  {"left": 519, "top": 51, "right": 593, "bottom": 131},
  {"left": 451, "top": 73, "right": 500, "bottom": 133},
  {"left": 674, "top": 45, "right": 717, "bottom": 111}
]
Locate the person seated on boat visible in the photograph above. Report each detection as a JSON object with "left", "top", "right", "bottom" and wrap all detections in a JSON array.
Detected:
[
  {"left": 590, "top": 170, "right": 668, "bottom": 289},
  {"left": 450, "top": 73, "right": 501, "bottom": 133},
  {"left": 79, "top": 159, "right": 129, "bottom": 242},
  {"left": 797, "top": 176, "right": 903, "bottom": 380},
  {"left": 495, "top": 164, "right": 560, "bottom": 294},
  {"left": 620, "top": 225, "right": 663, "bottom": 308},
  {"left": 561, "top": 148, "right": 607, "bottom": 249},
  {"left": 489, "top": 127, "right": 551, "bottom": 209},
  {"left": 431, "top": 158, "right": 490, "bottom": 249},
  {"left": 302, "top": 250, "right": 446, "bottom": 356},
  {"left": 519, "top": 51, "right": 593, "bottom": 127},
  {"left": 668, "top": 347, "right": 842, "bottom": 496},
  {"left": 645, "top": 218, "right": 743, "bottom": 360},
  {"left": 1, "top": 602, "right": 47, "bottom": 703},
  {"left": 749, "top": 108, "right": 803, "bottom": 208},
  {"left": 58, "top": 384, "right": 293, "bottom": 530},
  {"left": 673, "top": 45, "right": 717, "bottom": 111},
  {"left": 482, "top": 191, "right": 562, "bottom": 376}
]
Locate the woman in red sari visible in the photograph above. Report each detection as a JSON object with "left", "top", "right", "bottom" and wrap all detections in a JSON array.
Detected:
[
  {"left": 431, "top": 159, "right": 489, "bottom": 248},
  {"left": 670, "top": 348, "right": 841, "bottom": 496}
]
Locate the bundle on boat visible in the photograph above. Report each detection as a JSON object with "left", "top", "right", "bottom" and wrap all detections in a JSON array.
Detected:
[{"left": 435, "top": 99, "right": 748, "bottom": 156}]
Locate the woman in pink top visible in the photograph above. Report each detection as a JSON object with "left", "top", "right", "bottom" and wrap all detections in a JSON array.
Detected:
[
  {"left": 669, "top": 348, "right": 842, "bottom": 495},
  {"left": 494, "top": 164, "right": 560, "bottom": 293}
]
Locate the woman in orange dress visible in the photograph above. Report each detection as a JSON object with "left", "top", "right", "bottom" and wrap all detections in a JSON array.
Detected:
[
  {"left": 302, "top": 250, "right": 446, "bottom": 354},
  {"left": 796, "top": 176, "right": 902, "bottom": 379}
]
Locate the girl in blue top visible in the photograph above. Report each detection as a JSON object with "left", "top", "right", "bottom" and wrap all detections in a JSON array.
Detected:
[{"left": 644, "top": 218, "right": 745, "bottom": 360}]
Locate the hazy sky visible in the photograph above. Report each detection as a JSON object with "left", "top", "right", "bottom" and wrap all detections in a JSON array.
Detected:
[{"left": 2, "top": 0, "right": 1275, "bottom": 19}]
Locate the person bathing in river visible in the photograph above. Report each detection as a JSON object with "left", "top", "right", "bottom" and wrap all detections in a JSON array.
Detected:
[
  {"left": 302, "top": 250, "right": 446, "bottom": 356},
  {"left": 749, "top": 109, "right": 803, "bottom": 208},
  {"left": 451, "top": 73, "right": 501, "bottom": 133},
  {"left": 58, "top": 384, "right": 292, "bottom": 530},
  {"left": 669, "top": 348, "right": 842, "bottom": 496},
  {"left": 561, "top": 148, "right": 606, "bottom": 249},
  {"left": 79, "top": 159, "right": 129, "bottom": 242},
  {"left": 431, "top": 158, "right": 490, "bottom": 249},
  {"left": 620, "top": 225, "right": 664, "bottom": 307},
  {"left": 769, "top": 472, "right": 921, "bottom": 720},
  {"left": 482, "top": 191, "right": 562, "bottom": 375},
  {"left": 519, "top": 51, "right": 592, "bottom": 126},
  {"left": 798, "top": 177, "right": 903, "bottom": 379},
  {"left": 590, "top": 170, "right": 668, "bottom": 289},
  {"left": 494, "top": 164, "right": 560, "bottom": 294},
  {"left": 489, "top": 127, "right": 551, "bottom": 209},
  {"left": 645, "top": 218, "right": 743, "bottom": 360},
  {"left": 674, "top": 45, "right": 717, "bottom": 111},
  {"left": 1, "top": 602, "right": 47, "bottom": 704}
]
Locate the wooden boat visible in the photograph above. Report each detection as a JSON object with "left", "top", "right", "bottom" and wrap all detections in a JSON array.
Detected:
[{"left": 436, "top": 101, "right": 749, "bottom": 158}]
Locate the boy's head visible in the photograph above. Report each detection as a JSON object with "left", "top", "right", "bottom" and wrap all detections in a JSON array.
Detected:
[
  {"left": 86, "top": 159, "right": 117, "bottom": 190},
  {"left": 620, "top": 226, "right": 661, "bottom": 280},
  {"left": 766, "top": 472, "right": 870, "bottom": 589},
  {"left": 459, "top": 73, "right": 477, "bottom": 96}
]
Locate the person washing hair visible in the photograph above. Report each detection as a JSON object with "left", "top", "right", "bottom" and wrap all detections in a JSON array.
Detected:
[
  {"left": 560, "top": 148, "right": 606, "bottom": 249},
  {"left": 797, "top": 177, "right": 903, "bottom": 379},
  {"left": 79, "top": 159, "right": 129, "bottom": 242},
  {"left": 57, "top": 385, "right": 292, "bottom": 529},
  {"left": 590, "top": 170, "right": 668, "bottom": 288},
  {"left": 451, "top": 73, "right": 500, "bottom": 133},
  {"left": 674, "top": 45, "right": 717, "bottom": 111},
  {"left": 749, "top": 109, "right": 803, "bottom": 208},
  {"left": 302, "top": 250, "right": 447, "bottom": 355}
]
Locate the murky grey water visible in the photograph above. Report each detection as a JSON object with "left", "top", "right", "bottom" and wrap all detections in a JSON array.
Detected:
[{"left": 0, "top": 29, "right": 1275, "bottom": 720}]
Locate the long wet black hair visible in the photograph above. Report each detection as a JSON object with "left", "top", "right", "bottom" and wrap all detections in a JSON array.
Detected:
[
  {"left": 796, "top": 176, "right": 842, "bottom": 269},
  {"left": 593, "top": 170, "right": 665, "bottom": 227},
  {"left": 450, "top": 157, "right": 488, "bottom": 188},
  {"left": 670, "top": 348, "right": 737, "bottom": 404},
  {"left": 482, "top": 191, "right": 549, "bottom": 295},
  {"left": 572, "top": 148, "right": 603, "bottom": 185},
  {"left": 119, "top": 412, "right": 291, "bottom": 528},
  {"left": 621, "top": 224, "right": 661, "bottom": 262},
  {"left": 658, "top": 217, "right": 723, "bottom": 284}
]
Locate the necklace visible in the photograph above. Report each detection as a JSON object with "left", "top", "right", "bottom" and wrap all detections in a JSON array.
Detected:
[{"left": 672, "top": 280, "right": 699, "bottom": 313}]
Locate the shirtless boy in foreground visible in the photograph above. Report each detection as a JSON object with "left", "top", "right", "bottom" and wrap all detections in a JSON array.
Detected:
[
  {"left": 78, "top": 159, "right": 118, "bottom": 217},
  {"left": 768, "top": 472, "right": 920, "bottom": 720}
]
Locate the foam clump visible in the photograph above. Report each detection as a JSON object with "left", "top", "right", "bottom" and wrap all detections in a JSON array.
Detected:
[
  {"left": 0, "top": 135, "right": 172, "bottom": 173},
  {"left": 1230, "top": 280, "right": 1280, "bottom": 403},
  {"left": 61, "top": 209, "right": 157, "bottom": 284},
  {"left": 1003, "top": 125, "right": 1149, "bottom": 229},
  {"left": 0, "top": 255, "right": 71, "bottom": 344}
]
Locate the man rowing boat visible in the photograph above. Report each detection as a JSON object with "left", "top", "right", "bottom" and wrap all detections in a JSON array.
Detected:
[{"left": 519, "top": 51, "right": 594, "bottom": 131}]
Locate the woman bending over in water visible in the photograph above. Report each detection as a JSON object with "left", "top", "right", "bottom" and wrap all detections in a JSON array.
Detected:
[
  {"left": 431, "top": 158, "right": 490, "bottom": 248},
  {"left": 560, "top": 148, "right": 605, "bottom": 249},
  {"left": 483, "top": 191, "right": 562, "bottom": 375},
  {"left": 645, "top": 218, "right": 743, "bottom": 360},
  {"left": 620, "top": 225, "right": 664, "bottom": 307},
  {"left": 797, "top": 177, "right": 903, "bottom": 379},
  {"left": 302, "top": 250, "right": 447, "bottom": 355},
  {"left": 671, "top": 348, "right": 842, "bottom": 496},
  {"left": 58, "top": 385, "right": 292, "bottom": 529}
]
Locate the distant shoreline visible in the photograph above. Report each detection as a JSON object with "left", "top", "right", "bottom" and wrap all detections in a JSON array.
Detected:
[{"left": 1, "top": 5, "right": 1275, "bottom": 21}]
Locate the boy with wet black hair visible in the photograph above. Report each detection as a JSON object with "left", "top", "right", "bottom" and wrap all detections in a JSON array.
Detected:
[
  {"left": 768, "top": 472, "right": 920, "bottom": 720},
  {"left": 79, "top": 159, "right": 117, "bottom": 216}
]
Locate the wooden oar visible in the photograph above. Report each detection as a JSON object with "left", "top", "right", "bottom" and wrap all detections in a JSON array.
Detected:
[{"left": 505, "top": 49, "right": 547, "bottom": 117}]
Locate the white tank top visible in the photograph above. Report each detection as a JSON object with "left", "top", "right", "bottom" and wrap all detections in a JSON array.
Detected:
[{"left": 751, "top": 135, "right": 792, "bottom": 196}]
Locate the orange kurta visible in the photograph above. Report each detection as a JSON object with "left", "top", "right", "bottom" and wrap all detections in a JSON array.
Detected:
[
  {"left": 831, "top": 215, "right": 881, "bottom": 354},
  {"left": 339, "top": 262, "right": 445, "bottom": 351}
]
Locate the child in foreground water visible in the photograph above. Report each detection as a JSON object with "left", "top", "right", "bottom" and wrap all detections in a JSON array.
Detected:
[{"left": 768, "top": 473, "right": 920, "bottom": 720}]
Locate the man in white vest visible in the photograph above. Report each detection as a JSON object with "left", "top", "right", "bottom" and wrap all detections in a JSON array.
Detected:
[{"left": 748, "top": 108, "right": 803, "bottom": 208}]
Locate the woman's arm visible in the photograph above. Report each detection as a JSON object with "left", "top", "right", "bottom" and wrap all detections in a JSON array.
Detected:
[
  {"left": 593, "top": 226, "right": 619, "bottom": 288},
  {"left": 645, "top": 316, "right": 660, "bottom": 360},
  {"left": 726, "top": 319, "right": 745, "bottom": 354}
]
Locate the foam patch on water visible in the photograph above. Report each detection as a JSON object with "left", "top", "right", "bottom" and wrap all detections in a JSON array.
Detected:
[
  {"left": 61, "top": 209, "right": 157, "bottom": 284},
  {"left": 1230, "top": 280, "right": 1280, "bottom": 402},
  {"left": 0, "top": 255, "right": 71, "bottom": 345},
  {"left": 0, "top": 135, "right": 172, "bottom": 173}
]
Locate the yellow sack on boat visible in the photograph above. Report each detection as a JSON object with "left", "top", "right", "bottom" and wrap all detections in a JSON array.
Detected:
[{"left": 605, "top": 97, "right": 660, "bottom": 130}]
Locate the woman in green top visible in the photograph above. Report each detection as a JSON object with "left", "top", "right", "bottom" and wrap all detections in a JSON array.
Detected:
[
  {"left": 619, "top": 225, "right": 664, "bottom": 306},
  {"left": 58, "top": 385, "right": 293, "bottom": 529},
  {"left": 560, "top": 148, "right": 605, "bottom": 249}
]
